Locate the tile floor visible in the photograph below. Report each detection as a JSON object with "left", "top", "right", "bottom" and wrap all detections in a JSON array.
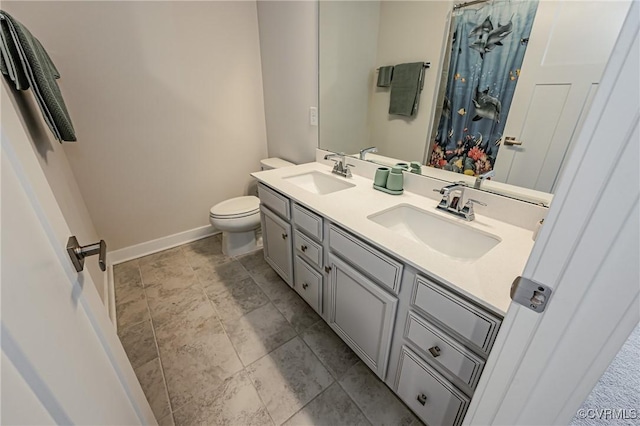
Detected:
[{"left": 114, "top": 234, "right": 419, "bottom": 426}]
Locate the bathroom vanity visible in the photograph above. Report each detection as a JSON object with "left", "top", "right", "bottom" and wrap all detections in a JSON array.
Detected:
[{"left": 252, "top": 162, "right": 535, "bottom": 426}]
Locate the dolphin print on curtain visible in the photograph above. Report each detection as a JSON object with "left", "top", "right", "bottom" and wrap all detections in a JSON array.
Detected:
[{"left": 428, "top": 0, "right": 538, "bottom": 176}]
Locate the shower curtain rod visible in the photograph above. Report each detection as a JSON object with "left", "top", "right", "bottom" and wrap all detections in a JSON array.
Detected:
[{"left": 453, "top": 0, "right": 490, "bottom": 10}]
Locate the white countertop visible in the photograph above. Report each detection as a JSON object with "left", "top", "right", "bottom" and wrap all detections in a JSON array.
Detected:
[{"left": 252, "top": 162, "right": 535, "bottom": 316}]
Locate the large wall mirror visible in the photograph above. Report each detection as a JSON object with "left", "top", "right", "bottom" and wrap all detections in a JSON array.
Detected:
[{"left": 319, "top": 0, "right": 631, "bottom": 205}]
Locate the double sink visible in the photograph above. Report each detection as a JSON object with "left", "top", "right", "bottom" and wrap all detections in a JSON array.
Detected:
[{"left": 283, "top": 171, "right": 500, "bottom": 261}]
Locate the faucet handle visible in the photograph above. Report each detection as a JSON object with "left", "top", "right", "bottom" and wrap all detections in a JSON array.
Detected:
[{"left": 466, "top": 198, "right": 487, "bottom": 207}]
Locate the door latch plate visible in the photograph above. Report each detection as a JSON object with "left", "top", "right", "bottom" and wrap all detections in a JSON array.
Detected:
[{"left": 510, "top": 276, "right": 552, "bottom": 313}]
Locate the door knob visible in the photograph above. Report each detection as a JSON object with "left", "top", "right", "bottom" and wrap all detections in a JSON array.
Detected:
[
  {"left": 301, "top": 244, "right": 308, "bottom": 252},
  {"left": 67, "top": 236, "right": 107, "bottom": 272},
  {"left": 302, "top": 283, "right": 309, "bottom": 290},
  {"left": 282, "top": 233, "right": 288, "bottom": 240}
]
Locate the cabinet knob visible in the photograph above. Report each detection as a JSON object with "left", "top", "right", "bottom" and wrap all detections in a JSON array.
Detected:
[
  {"left": 301, "top": 244, "right": 308, "bottom": 252},
  {"left": 281, "top": 233, "right": 288, "bottom": 240},
  {"left": 416, "top": 393, "right": 427, "bottom": 406},
  {"left": 324, "top": 266, "right": 332, "bottom": 273},
  {"left": 302, "top": 282, "right": 309, "bottom": 290},
  {"left": 428, "top": 346, "right": 441, "bottom": 358}
]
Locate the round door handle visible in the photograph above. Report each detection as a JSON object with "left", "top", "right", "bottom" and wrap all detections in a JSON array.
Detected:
[
  {"left": 302, "top": 283, "right": 309, "bottom": 290},
  {"left": 282, "top": 233, "right": 288, "bottom": 240},
  {"left": 416, "top": 393, "right": 427, "bottom": 406},
  {"left": 301, "top": 245, "right": 308, "bottom": 252},
  {"left": 428, "top": 346, "right": 441, "bottom": 358}
]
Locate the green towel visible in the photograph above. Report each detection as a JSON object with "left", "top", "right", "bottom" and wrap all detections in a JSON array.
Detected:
[
  {"left": 377, "top": 66, "right": 394, "bottom": 87},
  {"left": 389, "top": 62, "right": 424, "bottom": 117},
  {"left": 0, "top": 11, "right": 76, "bottom": 142}
]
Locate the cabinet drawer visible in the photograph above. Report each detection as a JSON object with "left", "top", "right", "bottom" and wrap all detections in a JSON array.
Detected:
[
  {"left": 405, "top": 312, "right": 485, "bottom": 390},
  {"left": 258, "top": 183, "right": 290, "bottom": 219},
  {"left": 329, "top": 225, "right": 403, "bottom": 294},
  {"left": 292, "top": 203, "right": 323, "bottom": 241},
  {"left": 294, "top": 231, "right": 323, "bottom": 270},
  {"left": 412, "top": 275, "right": 501, "bottom": 356},
  {"left": 294, "top": 256, "right": 322, "bottom": 313},
  {"left": 395, "top": 346, "right": 470, "bottom": 426}
]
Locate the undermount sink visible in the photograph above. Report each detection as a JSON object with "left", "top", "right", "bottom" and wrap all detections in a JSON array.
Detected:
[
  {"left": 283, "top": 171, "right": 355, "bottom": 195},
  {"left": 368, "top": 204, "right": 501, "bottom": 260}
]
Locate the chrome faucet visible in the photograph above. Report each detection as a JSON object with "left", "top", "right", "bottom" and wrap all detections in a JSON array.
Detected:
[
  {"left": 434, "top": 182, "right": 486, "bottom": 221},
  {"left": 359, "top": 146, "right": 378, "bottom": 160},
  {"left": 324, "top": 152, "right": 355, "bottom": 178},
  {"left": 474, "top": 169, "right": 496, "bottom": 189}
]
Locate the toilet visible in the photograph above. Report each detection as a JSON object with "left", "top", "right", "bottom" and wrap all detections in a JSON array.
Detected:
[{"left": 209, "top": 158, "right": 295, "bottom": 257}]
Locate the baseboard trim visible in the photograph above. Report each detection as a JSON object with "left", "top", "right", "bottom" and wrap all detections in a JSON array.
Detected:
[{"left": 109, "top": 225, "right": 219, "bottom": 265}]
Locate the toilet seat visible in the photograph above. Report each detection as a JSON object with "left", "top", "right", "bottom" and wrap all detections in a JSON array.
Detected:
[{"left": 210, "top": 196, "right": 260, "bottom": 219}]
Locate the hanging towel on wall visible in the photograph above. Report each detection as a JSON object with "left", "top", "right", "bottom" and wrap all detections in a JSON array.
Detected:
[
  {"left": 389, "top": 62, "right": 424, "bottom": 117},
  {"left": 0, "top": 10, "right": 76, "bottom": 141},
  {"left": 376, "top": 66, "right": 394, "bottom": 87}
]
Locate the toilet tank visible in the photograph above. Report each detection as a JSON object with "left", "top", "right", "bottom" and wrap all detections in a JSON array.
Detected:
[{"left": 260, "top": 158, "right": 295, "bottom": 170}]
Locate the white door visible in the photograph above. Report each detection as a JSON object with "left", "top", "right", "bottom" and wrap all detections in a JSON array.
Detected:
[
  {"left": 493, "top": 0, "right": 631, "bottom": 192},
  {"left": 465, "top": 3, "right": 639, "bottom": 424},
  {"left": 1, "top": 86, "right": 155, "bottom": 424}
]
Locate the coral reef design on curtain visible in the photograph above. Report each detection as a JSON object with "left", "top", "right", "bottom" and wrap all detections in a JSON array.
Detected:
[{"left": 428, "top": 0, "right": 538, "bottom": 176}]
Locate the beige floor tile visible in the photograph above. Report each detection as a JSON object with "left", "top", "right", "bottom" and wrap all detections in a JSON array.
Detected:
[
  {"left": 301, "top": 320, "right": 360, "bottom": 379},
  {"left": 141, "top": 264, "right": 198, "bottom": 290},
  {"left": 114, "top": 259, "right": 142, "bottom": 290},
  {"left": 237, "top": 250, "right": 268, "bottom": 274},
  {"left": 283, "top": 382, "right": 370, "bottom": 426},
  {"left": 157, "top": 413, "right": 174, "bottom": 426},
  {"left": 339, "top": 362, "right": 417, "bottom": 426},
  {"left": 116, "top": 288, "right": 150, "bottom": 330},
  {"left": 194, "top": 259, "right": 250, "bottom": 288},
  {"left": 224, "top": 303, "right": 297, "bottom": 366},
  {"left": 134, "top": 358, "right": 171, "bottom": 420},
  {"left": 118, "top": 319, "right": 158, "bottom": 369},
  {"left": 205, "top": 276, "right": 269, "bottom": 323},
  {"left": 270, "top": 290, "right": 321, "bottom": 334},
  {"left": 157, "top": 316, "right": 243, "bottom": 410},
  {"left": 247, "top": 337, "right": 334, "bottom": 425},
  {"left": 146, "top": 281, "right": 215, "bottom": 330},
  {"left": 139, "top": 247, "right": 189, "bottom": 283},
  {"left": 245, "top": 262, "right": 293, "bottom": 301},
  {"left": 182, "top": 235, "right": 231, "bottom": 269},
  {"left": 173, "top": 370, "right": 272, "bottom": 426}
]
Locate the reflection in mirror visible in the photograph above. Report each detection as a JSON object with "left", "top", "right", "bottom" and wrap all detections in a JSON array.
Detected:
[
  {"left": 319, "top": 0, "right": 631, "bottom": 205},
  {"left": 426, "top": 1, "right": 539, "bottom": 178}
]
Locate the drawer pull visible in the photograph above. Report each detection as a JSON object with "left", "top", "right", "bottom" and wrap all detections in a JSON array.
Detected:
[
  {"left": 302, "top": 282, "right": 309, "bottom": 290},
  {"left": 301, "top": 244, "right": 308, "bottom": 252},
  {"left": 282, "top": 233, "right": 288, "bottom": 240},
  {"left": 416, "top": 393, "right": 427, "bottom": 406},
  {"left": 325, "top": 266, "right": 332, "bottom": 273},
  {"left": 428, "top": 346, "right": 441, "bottom": 358}
]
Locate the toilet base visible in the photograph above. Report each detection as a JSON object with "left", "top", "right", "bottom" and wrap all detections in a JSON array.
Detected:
[{"left": 221, "top": 229, "right": 258, "bottom": 257}]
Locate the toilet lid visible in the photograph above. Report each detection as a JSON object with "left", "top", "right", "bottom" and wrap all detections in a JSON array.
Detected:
[{"left": 210, "top": 196, "right": 260, "bottom": 218}]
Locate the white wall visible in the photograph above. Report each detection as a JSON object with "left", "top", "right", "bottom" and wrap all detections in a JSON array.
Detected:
[
  {"left": 4, "top": 1, "right": 268, "bottom": 250},
  {"left": 319, "top": 1, "right": 380, "bottom": 155},
  {"left": 1, "top": 83, "right": 105, "bottom": 299},
  {"left": 368, "top": 0, "right": 452, "bottom": 161},
  {"left": 257, "top": 1, "right": 318, "bottom": 165}
]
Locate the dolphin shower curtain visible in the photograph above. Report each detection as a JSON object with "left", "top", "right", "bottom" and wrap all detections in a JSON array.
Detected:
[{"left": 428, "top": 0, "right": 538, "bottom": 176}]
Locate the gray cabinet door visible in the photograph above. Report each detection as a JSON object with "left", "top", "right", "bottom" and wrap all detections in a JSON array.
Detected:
[
  {"left": 327, "top": 254, "right": 397, "bottom": 380},
  {"left": 261, "top": 206, "right": 293, "bottom": 286}
]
